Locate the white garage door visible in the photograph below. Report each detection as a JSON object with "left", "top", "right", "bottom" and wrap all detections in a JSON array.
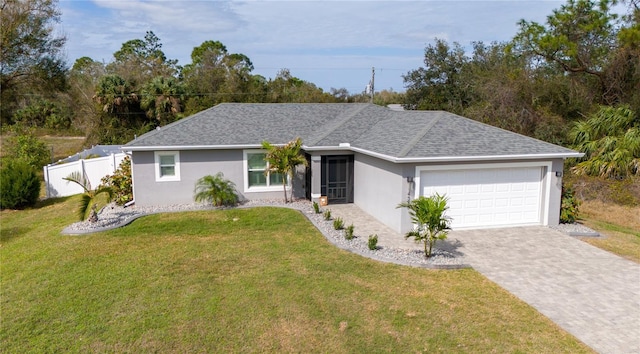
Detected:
[{"left": 420, "top": 167, "right": 543, "bottom": 229}]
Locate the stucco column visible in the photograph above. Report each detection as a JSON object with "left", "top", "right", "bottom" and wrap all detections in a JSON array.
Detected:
[{"left": 310, "top": 155, "right": 322, "bottom": 202}]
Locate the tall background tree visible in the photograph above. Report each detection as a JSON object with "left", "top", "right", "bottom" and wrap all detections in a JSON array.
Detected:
[
  {"left": 107, "top": 31, "right": 177, "bottom": 88},
  {"left": 182, "top": 40, "right": 257, "bottom": 113},
  {"left": 0, "top": 0, "right": 67, "bottom": 124},
  {"left": 403, "top": 39, "right": 470, "bottom": 113}
]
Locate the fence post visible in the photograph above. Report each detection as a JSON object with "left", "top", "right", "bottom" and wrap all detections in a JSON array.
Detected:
[
  {"left": 44, "top": 165, "right": 50, "bottom": 199},
  {"left": 81, "top": 158, "right": 86, "bottom": 184}
]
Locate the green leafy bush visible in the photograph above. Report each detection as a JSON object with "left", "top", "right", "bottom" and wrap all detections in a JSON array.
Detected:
[
  {"left": 368, "top": 234, "right": 379, "bottom": 250},
  {"left": 0, "top": 159, "right": 41, "bottom": 209},
  {"left": 560, "top": 186, "right": 581, "bottom": 224},
  {"left": 100, "top": 156, "right": 132, "bottom": 206},
  {"left": 333, "top": 217, "right": 344, "bottom": 230},
  {"left": 194, "top": 173, "right": 238, "bottom": 207},
  {"left": 313, "top": 201, "right": 321, "bottom": 214},
  {"left": 323, "top": 209, "right": 332, "bottom": 220},
  {"left": 5, "top": 126, "right": 50, "bottom": 168},
  {"left": 345, "top": 224, "right": 355, "bottom": 240}
]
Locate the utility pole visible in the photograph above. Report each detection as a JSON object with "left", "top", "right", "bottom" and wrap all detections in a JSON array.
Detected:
[{"left": 369, "top": 67, "right": 375, "bottom": 103}]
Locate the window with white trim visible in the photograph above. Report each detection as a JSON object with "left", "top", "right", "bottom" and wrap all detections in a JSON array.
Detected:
[
  {"left": 154, "top": 151, "right": 180, "bottom": 181},
  {"left": 244, "top": 151, "right": 286, "bottom": 191}
]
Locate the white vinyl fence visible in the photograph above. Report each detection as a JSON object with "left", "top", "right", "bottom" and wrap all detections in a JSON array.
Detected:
[{"left": 43, "top": 153, "right": 127, "bottom": 198}]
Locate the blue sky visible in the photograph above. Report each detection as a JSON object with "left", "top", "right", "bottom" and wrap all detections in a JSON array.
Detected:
[{"left": 58, "top": 1, "right": 565, "bottom": 93}]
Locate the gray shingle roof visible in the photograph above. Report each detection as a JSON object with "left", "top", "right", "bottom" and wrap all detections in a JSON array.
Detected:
[{"left": 124, "top": 103, "right": 580, "bottom": 161}]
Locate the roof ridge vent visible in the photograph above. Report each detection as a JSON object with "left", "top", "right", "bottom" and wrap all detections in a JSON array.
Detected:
[{"left": 397, "top": 112, "right": 443, "bottom": 157}]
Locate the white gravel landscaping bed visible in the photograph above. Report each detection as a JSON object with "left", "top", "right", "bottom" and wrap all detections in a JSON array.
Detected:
[{"left": 549, "top": 222, "right": 601, "bottom": 237}]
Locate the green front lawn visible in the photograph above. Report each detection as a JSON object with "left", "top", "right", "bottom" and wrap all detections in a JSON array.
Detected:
[{"left": 1, "top": 197, "right": 591, "bottom": 353}]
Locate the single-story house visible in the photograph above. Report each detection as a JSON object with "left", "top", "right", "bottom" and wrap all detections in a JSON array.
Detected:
[{"left": 122, "top": 103, "right": 582, "bottom": 232}]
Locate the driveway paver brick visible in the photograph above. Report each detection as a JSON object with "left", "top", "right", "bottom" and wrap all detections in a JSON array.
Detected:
[{"left": 448, "top": 227, "right": 640, "bottom": 354}]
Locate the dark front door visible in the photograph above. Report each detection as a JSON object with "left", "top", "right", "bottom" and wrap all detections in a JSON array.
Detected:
[{"left": 321, "top": 155, "right": 354, "bottom": 204}]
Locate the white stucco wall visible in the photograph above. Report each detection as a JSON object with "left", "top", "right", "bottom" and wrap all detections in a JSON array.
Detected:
[{"left": 353, "top": 153, "right": 406, "bottom": 233}]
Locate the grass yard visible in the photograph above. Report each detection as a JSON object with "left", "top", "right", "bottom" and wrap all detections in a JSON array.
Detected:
[
  {"left": 578, "top": 200, "right": 640, "bottom": 263},
  {"left": 1, "top": 197, "right": 592, "bottom": 353},
  {"left": 39, "top": 135, "right": 86, "bottom": 162}
]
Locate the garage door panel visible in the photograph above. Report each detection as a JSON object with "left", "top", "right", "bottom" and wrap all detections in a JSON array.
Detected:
[
  {"left": 481, "top": 184, "right": 494, "bottom": 192},
  {"left": 480, "top": 199, "right": 493, "bottom": 208},
  {"left": 420, "top": 167, "right": 542, "bottom": 229},
  {"left": 465, "top": 185, "right": 479, "bottom": 193},
  {"left": 465, "top": 200, "right": 478, "bottom": 208}
]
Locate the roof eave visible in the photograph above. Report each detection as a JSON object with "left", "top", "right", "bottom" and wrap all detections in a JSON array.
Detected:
[
  {"left": 348, "top": 146, "right": 584, "bottom": 163},
  {"left": 391, "top": 152, "right": 585, "bottom": 163},
  {"left": 122, "top": 144, "right": 263, "bottom": 152},
  {"left": 123, "top": 144, "right": 584, "bottom": 163}
]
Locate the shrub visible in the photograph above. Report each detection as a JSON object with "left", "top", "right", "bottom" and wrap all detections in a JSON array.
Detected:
[
  {"left": 5, "top": 126, "right": 50, "bottom": 169},
  {"left": 560, "top": 186, "right": 581, "bottom": 224},
  {"left": 313, "top": 201, "right": 321, "bottom": 214},
  {"left": 345, "top": 224, "right": 355, "bottom": 240},
  {"left": 323, "top": 209, "right": 332, "bottom": 220},
  {"left": 100, "top": 156, "right": 132, "bottom": 206},
  {"left": 368, "top": 234, "right": 379, "bottom": 250},
  {"left": 13, "top": 98, "right": 72, "bottom": 129},
  {"left": 193, "top": 173, "right": 238, "bottom": 207},
  {"left": 0, "top": 159, "right": 41, "bottom": 209},
  {"left": 333, "top": 217, "right": 344, "bottom": 230}
]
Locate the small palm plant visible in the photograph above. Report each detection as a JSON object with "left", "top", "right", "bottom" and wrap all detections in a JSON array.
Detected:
[
  {"left": 397, "top": 193, "right": 451, "bottom": 258},
  {"left": 64, "top": 171, "right": 113, "bottom": 222},
  {"left": 262, "top": 137, "right": 308, "bottom": 203},
  {"left": 194, "top": 173, "right": 238, "bottom": 207}
]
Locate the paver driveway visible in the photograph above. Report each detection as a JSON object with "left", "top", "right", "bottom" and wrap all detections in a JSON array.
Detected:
[{"left": 445, "top": 227, "right": 640, "bottom": 354}]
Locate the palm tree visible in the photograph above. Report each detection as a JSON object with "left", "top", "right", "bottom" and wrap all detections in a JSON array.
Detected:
[
  {"left": 140, "top": 76, "right": 185, "bottom": 125},
  {"left": 262, "top": 138, "right": 308, "bottom": 203},
  {"left": 93, "top": 74, "right": 138, "bottom": 115},
  {"left": 569, "top": 105, "right": 639, "bottom": 178},
  {"left": 64, "top": 171, "right": 113, "bottom": 222},
  {"left": 397, "top": 193, "right": 451, "bottom": 258},
  {"left": 193, "top": 173, "right": 238, "bottom": 207}
]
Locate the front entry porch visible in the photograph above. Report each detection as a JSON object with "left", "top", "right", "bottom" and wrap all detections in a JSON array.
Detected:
[{"left": 309, "top": 154, "right": 354, "bottom": 204}]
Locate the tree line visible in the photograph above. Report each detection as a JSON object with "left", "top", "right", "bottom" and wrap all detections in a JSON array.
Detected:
[{"left": 1, "top": 0, "right": 402, "bottom": 145}]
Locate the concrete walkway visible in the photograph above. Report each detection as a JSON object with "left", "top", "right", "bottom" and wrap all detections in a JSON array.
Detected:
[{"left": 328, "top": 203, "right": 640, "bottom": 354}]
